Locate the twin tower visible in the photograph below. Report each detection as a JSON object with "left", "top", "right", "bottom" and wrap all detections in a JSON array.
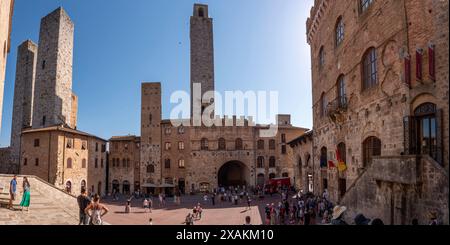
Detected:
[{"left": 10, "top": 8, "right": 77, "bottom": 164}]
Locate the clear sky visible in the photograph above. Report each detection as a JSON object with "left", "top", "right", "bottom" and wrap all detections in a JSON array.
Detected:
[{"left": 0, "top": 0, "right": 314, "bottom": 147}]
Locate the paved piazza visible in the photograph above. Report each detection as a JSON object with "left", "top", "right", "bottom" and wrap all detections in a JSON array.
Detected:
[{"left": 102, "top": 195, "right": 277, "bottom": 225}]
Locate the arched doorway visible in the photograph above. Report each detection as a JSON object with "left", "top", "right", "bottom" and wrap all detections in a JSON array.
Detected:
[
  {"left": 269, "top": 173, "right": 276, "bottom": 179},
  {"left": 218, "top": 161, "right": 249, "bottom": 187},
  {"left": 178, "top": 178, "right": 186, "bottom": 194},
  {"left": 123, "top": 181, "right": 130, "bottom": 195},
  {"left": 112, "top": 180, "right": 120, "bottom": 193},
  {"left": 257, "top": 174, "right": 265, "bottom": 188}
]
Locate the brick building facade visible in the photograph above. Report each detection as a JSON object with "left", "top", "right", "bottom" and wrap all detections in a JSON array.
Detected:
[{"left": 304, "top": 0, "right": 448, "bottom": 224}]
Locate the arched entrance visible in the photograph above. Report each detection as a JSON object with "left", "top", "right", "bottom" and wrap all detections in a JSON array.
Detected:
[
  {"left": 218, "top": 161, "right": 249, "bottom": 187},
  {"left": 257, "top": 174, "right": 265, "bottom": 188}
]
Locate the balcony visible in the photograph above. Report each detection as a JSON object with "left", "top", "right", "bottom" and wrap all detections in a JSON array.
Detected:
[{"left": 327, "top": 96, "right": 348, "bottom": 122}]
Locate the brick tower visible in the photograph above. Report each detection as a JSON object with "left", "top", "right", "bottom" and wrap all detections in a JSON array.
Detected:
[
  {"left": 140, "top": 83, "right": 162, "bottom": 188},
  {"left": 32, "top": 7, "right": 75, "bottom": 129},
  {"left": 190, "top": 4, "right": 215, "bottom": 120},
  {"left": 10, "top": 40, "right": 38, "bottom": 168}
]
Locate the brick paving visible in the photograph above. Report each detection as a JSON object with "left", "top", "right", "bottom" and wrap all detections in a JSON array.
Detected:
[{"left": 102, "top": 195, "right": 285, "bottom": 225}]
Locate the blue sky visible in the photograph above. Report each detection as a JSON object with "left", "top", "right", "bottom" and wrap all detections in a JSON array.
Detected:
[{"left": 0, "top": 0, "right": 314, "bottom": 147}]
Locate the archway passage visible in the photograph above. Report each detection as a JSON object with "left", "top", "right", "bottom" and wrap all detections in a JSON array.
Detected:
[{"left": 218, "top": 161, "right": 249, "bottom": 187}]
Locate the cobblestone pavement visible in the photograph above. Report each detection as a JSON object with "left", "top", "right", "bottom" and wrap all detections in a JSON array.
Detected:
[
  {"left": 0, "top": 192, "right": 78, "bottom": 225},
  {"left": 102, "top": 194, "right": 286, "bottom": 225}
]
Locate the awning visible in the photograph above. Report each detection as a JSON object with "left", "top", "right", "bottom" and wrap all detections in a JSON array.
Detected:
[
  {"left": 142, "top": 183, "right": 158, "bottom": 188},
  {"left": 159, "top": 184, "right": 175, "bottom": 188}
]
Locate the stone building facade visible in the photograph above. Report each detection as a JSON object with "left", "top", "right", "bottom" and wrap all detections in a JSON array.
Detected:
[
  {"left": 108, "top": 136, "right": 140, "bottom": 195},
  {"left": 288, "top": 131, "right": 314, "bottom": 193},
  {"left": 0, "top": 0, "right": 14, "bottom": 132},
  {"left": 20, "top": 126, "right": 107, "bottom": 196},
  {"left": 306, "top": 0, "right": 448, "bottom": 224},
  {"left": 108, "top": 4, "right": 307, "bottom": 195}
]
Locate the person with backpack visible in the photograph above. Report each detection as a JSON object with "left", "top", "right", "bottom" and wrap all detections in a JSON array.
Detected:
[{"left": 85, "top": 194, "right": 109, "bottom": 225}]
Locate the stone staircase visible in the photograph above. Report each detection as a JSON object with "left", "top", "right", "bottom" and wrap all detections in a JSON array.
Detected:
[
  {"left": 0, "top": 175, "right": 79, "bottom": 225},
  {"left": 338, "top": 155, "right": 448, "bottom": 225}
]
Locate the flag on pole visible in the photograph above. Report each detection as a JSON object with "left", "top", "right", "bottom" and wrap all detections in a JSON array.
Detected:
[{"left": 336, "top": 148, "right": 347, "bottom": 172}]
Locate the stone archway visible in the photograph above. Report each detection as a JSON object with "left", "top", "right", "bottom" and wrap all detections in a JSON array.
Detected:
[{"left": 218, "top": 161, "right": 249, "bottom": 187}]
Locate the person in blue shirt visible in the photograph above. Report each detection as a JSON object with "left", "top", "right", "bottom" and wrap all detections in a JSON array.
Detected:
[{"left": 8, "top": 175, "right": 17, "bottom": 210}]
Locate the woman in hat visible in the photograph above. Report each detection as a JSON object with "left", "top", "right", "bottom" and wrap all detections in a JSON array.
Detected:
[
  {"left": 331, "top": 205, "right": 348, "bottom": 225},
  {"left": 429, "top": 211, "right": 439, "bottom": 225}
]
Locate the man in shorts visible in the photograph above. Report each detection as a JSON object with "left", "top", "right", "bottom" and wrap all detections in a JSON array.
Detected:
[{"left": 8, "top": 175, "right": 17, "bottom": 210}]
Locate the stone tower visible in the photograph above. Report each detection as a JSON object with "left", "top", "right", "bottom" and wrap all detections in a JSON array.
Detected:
[
  {"left": 190, "top": 4, "right": 215, "bottom": 120},
  {"left": 32, "top": 7, "right": 75, "bottom": 129},
  {"left": 140, "top": 83, "right": 162, "bottom": 187},
  {"left": 0, "top": 0, "right": 14, "bottom": 133},
  {"left": 10, "top": 40, "right": 38, "bottom": 167}
]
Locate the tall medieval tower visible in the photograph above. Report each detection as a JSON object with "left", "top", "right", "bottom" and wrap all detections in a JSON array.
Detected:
[
  {"left": 190, "top": 4, "right": 215, "bottom": 120},
  {"left": 140, "top": 83, "right": 162, "bottom": 186},
  {"left": 10, "top": 40, "right": 37, "bottom": 168},
  {"left": 32, "top": 7, "right": 75, "bottom": 129}
]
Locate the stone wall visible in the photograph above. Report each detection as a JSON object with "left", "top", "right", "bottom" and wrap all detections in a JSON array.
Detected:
[
  {"left": 108, "top": 136, "right": 140, "bottom": 194},
  {"left": 340, "top": 155, "right": 448, "bottom": 225}
]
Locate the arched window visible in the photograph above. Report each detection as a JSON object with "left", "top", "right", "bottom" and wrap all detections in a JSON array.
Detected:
[
  {"left": 319, "top": 46, "right": 325, "bottom": 69},
  {"left": 178, "top": 159, "right": 185, "bottom": 168},
  {"left": 320, "top": 93, "right": 327, "bottom": 117},
  {"left": 147, "top": 165, "right": 155, "bottom": 173},
  {"left": 122, "top": 159, "right": 126, "bottom": 168},
  {"left": 363, "top": 137, "right": 381, "bottom": 167},
  {"left": 82, "top": 159, "right": 86, "bottom": 169},
  {"left": 335, "top": 17, "right": 344, "bottom": 47},
  {"left": 269, "top": 157, "right": 276, "bottom": 168},
  {"left": 269, "top": 140, "right": 276, "bottom": 150},
  {"left": 165, "top": 159, "right": 171, "bottom": 169},
  {"left": 218, "top": 138, "right": 226, "bottom": 150},
  {"left": 67, "top": 158, "right": 73, "bottom": 169},
  {"left": 337, "top": 75, "right": 346, "bottom": 107},
  {"left": 257, "top": 156, "right": 265, "bottom": 168},
  {"left": 298, "top": 157, "right": 303, "bottom": 168},
  {"left": 282, "top": 173, "right": 289, "bottom": 178},
  {"left": 360, "top": 0, "right": 374, "bottom": 13},
  {"left": 257, "top": 140, "right": 265, "bottom": 150},
  {"left": 235, "top": 138, "right": 243, "bottom": 150},
  {"left": 362, "top": 48, "right": 378, "bottom": 90},
  {"left": 127, "top": 159, "right": 130, "bottom": 168},
  {"left": 201, "top": 138, "right": 209, "bottom": 150},
  {"left": 320, "top": 147, "right": 328, "bottom": 168},
  {"left": 269, "top": 173, "right": 276, "bottom": 179},
  {"left": 337, "top": 142, "right": 347, "bottom": 163}
]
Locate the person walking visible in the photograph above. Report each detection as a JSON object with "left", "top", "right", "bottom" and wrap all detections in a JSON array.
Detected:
[
  {"left": 19, "top": 177, "right": 31, "bottom": 212},
  {"left": 246, "top": 195, "right": 252, "bottom": 210},
  {"left": 143, "top": 199, "right": 150, "bottom": 213},
  {"left": 77, "top": 188, "right": 91, "bottom": 225},
  {"left": 85, "top": 194, "right": 109, "bottom": 225},
  {"left": 8, "top": 175, "right": 17, "bottom": 210}
]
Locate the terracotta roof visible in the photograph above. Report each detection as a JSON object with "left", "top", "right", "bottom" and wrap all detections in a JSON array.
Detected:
[
  {"left": 21, "top": 126, "right": 107, "bottom": 142},
  {"left": 109, "top": 135, "right": 140, "bottom": 142},
  {"left": 288, "top": 130, "right": 313, "bottom": 146}
]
